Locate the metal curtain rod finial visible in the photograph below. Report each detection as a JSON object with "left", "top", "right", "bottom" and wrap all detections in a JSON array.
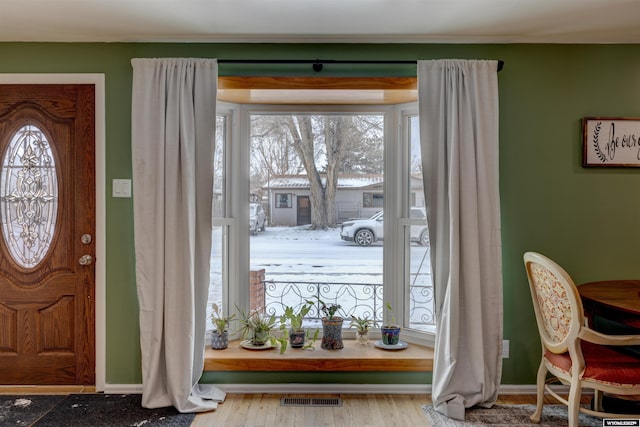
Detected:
[{"left": 218, "top": 58, "right": 505, "bottom": 72}]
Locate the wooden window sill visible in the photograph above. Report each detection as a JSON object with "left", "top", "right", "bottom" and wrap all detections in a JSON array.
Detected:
[{"left": 204, "top": 340, "right": 433, "bottom": 372}]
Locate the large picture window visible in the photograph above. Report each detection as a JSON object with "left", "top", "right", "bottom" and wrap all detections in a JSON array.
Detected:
[{"left": 210, "top": 103, "right": 434, "bottom": 345}]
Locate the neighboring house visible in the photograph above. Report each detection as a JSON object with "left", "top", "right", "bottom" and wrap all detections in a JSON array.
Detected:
[{"left": 265, "top": 174, "right": 425, "bottom": 226}]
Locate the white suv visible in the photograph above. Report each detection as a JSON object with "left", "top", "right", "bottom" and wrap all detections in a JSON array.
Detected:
[
  {"left": 340, "top": 208, "right": 429, "bottom": 247},
  {"left": 249, "top": 202, "right": 266, "bottom": 235}
]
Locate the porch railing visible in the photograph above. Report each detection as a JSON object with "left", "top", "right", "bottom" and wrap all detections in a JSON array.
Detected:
[{"left": 260, "top": 279, "right": 435, "bottom": 329}]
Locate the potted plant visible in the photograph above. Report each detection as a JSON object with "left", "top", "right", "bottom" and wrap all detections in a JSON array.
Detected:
[
  {"left": 349, "top": 314, "right": 373, "bottom": 346},
  {"left": 381, "top": 302, "right": 401, "bottom": 345},
  {"left": 280, "top": 302, "right": 319, "bottom": 350},
  {"left": 210, "top": 303, "right": 235, "bottom": 350},
  {"left": 318, "top": 299, "right": 344, "bottom": 350},
  {"left": 238, "top": 308, "right": 288, "bottom": 354}
]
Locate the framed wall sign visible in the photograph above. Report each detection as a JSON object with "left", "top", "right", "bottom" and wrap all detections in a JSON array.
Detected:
[{"left": 583, "top": 117, "right": 640, "bottom": 167}]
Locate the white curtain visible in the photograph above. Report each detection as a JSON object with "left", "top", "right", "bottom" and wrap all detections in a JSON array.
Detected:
[
  {"left": 131, "top": 58, "right": 225, "bottom": 412},
  {"left": 418, "top": 60, "right": 503, "bottom": 420}
]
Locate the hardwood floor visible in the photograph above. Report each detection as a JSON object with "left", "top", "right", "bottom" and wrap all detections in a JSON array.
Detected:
[
  {"left": 0, "top": 387, "right": 584, "bottom": 427},
  {"left": 190, "top": 393, "right": 562, "bottom": 427},
  {"left": 191, "top": 394, "right": 428, "bottom": 427}
]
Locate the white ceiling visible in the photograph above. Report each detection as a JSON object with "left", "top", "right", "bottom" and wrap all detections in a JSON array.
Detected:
[{"left": 0, "top": 0, "right": 639, "bottom": 43}]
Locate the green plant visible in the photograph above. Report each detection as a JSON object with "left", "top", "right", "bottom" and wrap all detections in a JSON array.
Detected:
[
  {"left": 318, "top": 299, "right": 342, "bottom": 320},
  {"left": 305, "top": 328, "right": 320, "bottom": 349},
  {"left": 210, "top": 303, "right": 235, "bottom": 334},
  {"left": 349, "top": 315, "right": 373, "bottom": 333},
  {"left": 280, "top": 302, "right": 319, "bottom": 350},
  {"left": 384, "top": 302, "right": 398, "bottom": 327},
  {"left": 381, "top": 303, "right": 401, "bottom": 345},
  {"left": 238, "top": 307, "right": 288, "bottom": 354},
  {"left": 239, "top": 309, "right": 278, "bottom": 334},
  {"left": 281, "top": 302, "right": 313, "bottom": 332}
]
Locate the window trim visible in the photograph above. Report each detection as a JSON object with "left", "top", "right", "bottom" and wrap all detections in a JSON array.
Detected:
[{"left": 397, "top": 104, "right": 435, "bottom": 345}]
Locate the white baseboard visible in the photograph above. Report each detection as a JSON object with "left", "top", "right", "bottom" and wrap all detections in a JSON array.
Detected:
[
  {"left": 103, "top": 384, "right": 143, "bottom": 394},
  {"left": 498, "top": 384, "right": 540, "bottom": 395}
]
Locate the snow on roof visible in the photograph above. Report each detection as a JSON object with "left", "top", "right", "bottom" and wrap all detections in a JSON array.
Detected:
[{"left": 267, "top": 174, "right": 383, "bottom": 190}]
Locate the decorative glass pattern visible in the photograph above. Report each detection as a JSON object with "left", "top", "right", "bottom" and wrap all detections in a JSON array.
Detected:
[{"left": 1, "top": 125, "right": 58, "bottom": 268}]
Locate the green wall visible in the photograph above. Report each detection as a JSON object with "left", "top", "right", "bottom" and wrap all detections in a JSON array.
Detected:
[{"left": 1, "top": 42, "right": 639, "bottom": 386}]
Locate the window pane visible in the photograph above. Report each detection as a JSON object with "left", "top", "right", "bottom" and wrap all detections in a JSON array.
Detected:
[
  {"left": 406, "top": 116, "right": 435, "bottom": 332},
  {"left": 213, "top": 116, "right": 225, "bottom": 219},
  {"left": 207, "top": 115, "right": 227, "bottom": 331},
  {"left": 250, "top": 114, "right": 384, "bottom": 327},
  {"left": 363, "top": 192, "right": 383, "bottom": 208},
  {"left": 275, "top": 193, "right": 291, "bottom": 208}
]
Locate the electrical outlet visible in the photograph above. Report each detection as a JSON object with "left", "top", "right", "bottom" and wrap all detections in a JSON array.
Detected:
[{"left": 502, "top": 339, "right": 510, "bottom": 358}]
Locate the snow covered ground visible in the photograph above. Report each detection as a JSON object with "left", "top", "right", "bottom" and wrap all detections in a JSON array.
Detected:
[
  {"left": 206, "top": 225, "right": 432, "bottom": 330},
  {"left": 251, "top": 226, "right": 383, "bottom": 281}
]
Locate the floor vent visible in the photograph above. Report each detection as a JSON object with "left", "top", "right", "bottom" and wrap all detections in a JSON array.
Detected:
[{"left": 280, "top": 397, "right": 343, "bottom": 407}]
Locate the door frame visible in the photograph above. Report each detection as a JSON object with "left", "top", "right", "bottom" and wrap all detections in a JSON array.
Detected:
[{"left": 0, "top": 74, "right": 106, "bottom": 391}]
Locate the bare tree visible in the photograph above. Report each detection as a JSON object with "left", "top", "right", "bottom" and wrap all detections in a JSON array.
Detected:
[
  {"left": 284, "top": 116, "right": 330, "bottom": 228},
  {"left": 339, "top": 115, "right": 384, "bottom": 174},
  {"left": 250, "top": 115, "right": 304, "bottom": 201},
  {"left": 251, "top": 113, "right": 383, "bottom": 229},
  {"left": 323, "top": 116, "right": 350, "bottom": 226}
]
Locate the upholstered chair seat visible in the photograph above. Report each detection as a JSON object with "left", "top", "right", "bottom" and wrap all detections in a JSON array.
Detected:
[{"left": 544, "top": 342, "right": 640, "bottom": 387}]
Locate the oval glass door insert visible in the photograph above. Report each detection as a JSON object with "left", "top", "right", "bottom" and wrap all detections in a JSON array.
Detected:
[{"left": 1, "top": 124, "right": 58, "bottom": 268}]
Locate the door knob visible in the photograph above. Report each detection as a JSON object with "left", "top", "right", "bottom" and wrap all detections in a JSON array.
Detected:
[{"left": 79, "top": 255, "right": 93, "bottom": 265}]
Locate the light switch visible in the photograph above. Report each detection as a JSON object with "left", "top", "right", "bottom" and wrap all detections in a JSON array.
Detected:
[{"left": 112, "top": 179, "right": 132, "bottom": 198}]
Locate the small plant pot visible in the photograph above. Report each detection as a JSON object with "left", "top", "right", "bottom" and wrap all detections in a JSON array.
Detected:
[
  {"left": 289, "top": 329, "right": 306, "bottom": 348},
  {"left": 381, "top": 326, "right": 401, "bottom": 345},
  {"left": 211, "top": 330, "right": 229, "bottom": 350},
  {"left": 356, "top": 330, "right": 370, "bottom": 346},
  {"left": 252, "top": 330, "right": 270, "bottom": 346},
  {"left": 321, "top": 318, "right": 344, "bottom": 350}
]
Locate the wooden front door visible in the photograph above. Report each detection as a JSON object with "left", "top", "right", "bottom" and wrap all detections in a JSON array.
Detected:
[
  {"left": 0, "top": 84, "right": 95, "bottom": 385},
  {"left": 297, "top": 196, "right": 311, "bottom": 226}
]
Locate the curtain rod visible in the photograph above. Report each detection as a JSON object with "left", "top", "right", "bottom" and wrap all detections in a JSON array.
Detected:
[{"left": 218, "top": 59, "right": 504, "bottom": 72}]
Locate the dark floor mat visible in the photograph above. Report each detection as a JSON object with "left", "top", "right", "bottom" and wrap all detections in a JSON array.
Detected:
[
  {"left": 33, "top": 394, "right": 194, "bottom": 427},
  {"left": 0, "top": 395, "right": 67, "bottom": 426}
]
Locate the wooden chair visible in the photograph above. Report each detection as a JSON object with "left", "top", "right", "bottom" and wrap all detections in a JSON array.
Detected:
[{"left": 523, "top": 251, "right": 640, "bottom": 426}]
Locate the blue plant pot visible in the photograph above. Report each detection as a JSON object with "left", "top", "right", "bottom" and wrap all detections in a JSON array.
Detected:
[{"left": 381, "top": 326, "right": 401, "bottom": 345}]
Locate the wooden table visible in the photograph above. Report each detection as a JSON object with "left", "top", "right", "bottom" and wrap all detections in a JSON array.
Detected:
[
  {"left": 578, "top": 280, "right": 640, "bottom": 413},
  {"left": 578, "top": 280, "right": 640, "bottom": 329}
]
